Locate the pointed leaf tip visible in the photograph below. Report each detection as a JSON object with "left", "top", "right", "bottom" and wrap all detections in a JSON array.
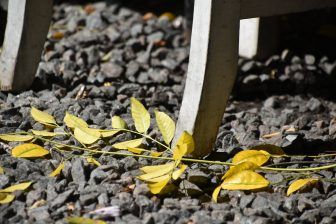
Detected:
[
  {"left": 49, "top": 162, "right": 65, "bottom": 177},
  {"left": 287, "top": 178, "right": 319, "bottom": 196},
  {"left": 64, "top": 112, "right": 88, "bottom": 129},
  {"left": 111, "top": 116, "right": 127, "bottom": 129},
  {"left": 212, "top": 186, "right": 222, "bottom": 203}
]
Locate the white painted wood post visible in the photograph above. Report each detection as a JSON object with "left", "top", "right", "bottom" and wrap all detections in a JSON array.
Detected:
[
  {"left": 239, "top": 18, "right": 260, "bottom": 59},
  {"left": 174, "top": 0, "right": 240, "bottom": 158},
  {"left": 176, "top": 0, "right": 336, "bottom": 158},
  {"left": 0, "top": 0, "right": 53, "bottom": 91}
]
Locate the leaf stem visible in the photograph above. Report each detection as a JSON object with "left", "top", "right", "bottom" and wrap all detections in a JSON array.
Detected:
[
  {"left": 33, "top": 136, "right": 336, "bottom": 173},
  {"left": 116, "top": 128, "right": 173, "bottom": 152}
]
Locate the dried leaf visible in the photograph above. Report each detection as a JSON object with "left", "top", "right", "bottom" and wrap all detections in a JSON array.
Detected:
[
  {"left": 12, "top": 144, "right": 49, "bottom": 158},
  {"left": 232, "top": 150, "right": 270, "bottom": 166},
  {"left": 112, "top": 138, "right": 143, "bottom": 150},
  {"left": 31, "top": 107, "right": 57, "bottom": 126},
  {"left": 249, "top": 144, "right": 285, "bottom": 156},
  {"left": 172, "top": 164, "right": 187, "bottom": 180},
  {"left": 138, "top": 164, "right": 174, "bottom": 181},
  {"left": 127, "top": 147, "right": 145, "bottom": 154},
  {"left": 32, "top": 130, "right": 65, "bottom": 137},
  {"left": 151, "top": 151, "right": 163, "bottom": 157},
  {"left": 0, "top": 193, "right": 15, "bottom": 204},
  {"left": 147, "top": 175, "right": 171, "bottom": 194},
  {"left": 154, "top": 110, "right": 175, "bottom": 145},
  {"left": 223, "top": 161, "right": 260, "bottom": 180},
  {"left": 175, "top": 131, "right": 194, "bottom": 154},
  {"left": 173, "top": 144, "right": 188, "bottom": 161},
  {"left": 51, "top": 31, "right": 64, "bottom": 40},
  {"left": 99, "top": 130, "right": 119, "bottom": 138},
  {"left": 0, "top": 134, "right": 34, "bottom": 142},
  {"left": 146, "top": 174, "right": 171, "bottom": 183},
  {"left": 111, "top": 116, "right": 127, "bottom": 129},
  {"left": 86, "top": 157, "right": 101, "bottom": 167},
  {"left": 0, "top": 182, "right": 32, "bottom": 193},
  {"left": 0, "top": 166, "right": 3, "bottom": 174},
  {"left": 221, "top": 170, "right": 269, "bottom": 190},
  {"left": 74, "top": 127, "right": 101, "bottom": 145},
  {"left": 140, "top": 162, "right": 175, "bottom": 174},
  {"left": 64, "top": 112, "right": 88, "bottom": 129},
  {"left": 159, "top": 12, "right": 176, "bottom": 21},
  {"left": 49, "top": 162, "right": 65, "bottom": 177},
  {"left": 66, "top": 217, "right": 106, "bottom": 224},
  {"left": 131, "top": 97, "right": 150, "bottom": 133},
  {"left": 287, "top": 178, "right": 319, "bottom": 196},
  {"left": 212, "top": 186, "right": 222, "bottom": 203}
]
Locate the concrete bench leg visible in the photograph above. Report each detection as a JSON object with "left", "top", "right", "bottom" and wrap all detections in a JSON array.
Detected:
[
  {"left": 175, "top": 0, "right": 240, "bottom": 158},
  {"left": 0, "top": 0, "right": 53, "bottom": 91}
]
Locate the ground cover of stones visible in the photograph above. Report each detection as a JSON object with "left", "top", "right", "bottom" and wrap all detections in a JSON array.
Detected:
[{"left": 1, "top": 2, "right": 336, "bottom": 224}]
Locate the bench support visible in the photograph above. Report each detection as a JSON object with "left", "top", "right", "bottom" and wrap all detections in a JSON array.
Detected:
[
  {"left": 176, "top": 0, "right": 336, "bottom": 158},
  {"left": 0, "top": 0, "right": 53, "bottom": 91},
  {"left": 175, "top": 0, "right": 240, "bottom": 158}
]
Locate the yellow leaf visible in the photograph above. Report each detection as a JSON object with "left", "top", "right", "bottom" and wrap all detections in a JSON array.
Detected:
[
  {"left": 12, "top": 144, "right": 49, "bottom": 158},
  {"left": 86, "top": 157, "right": 101, "bottom": 167},
  {"left": 131, "top": 97, "right": 150, "bottom": 133},
  {"left": 112, "top": 138, "right": 143, "bottom": 150},
  {"left": 154, "top": 110, "right": 175, "bottom": 145},
  {"left": 287, "top": 178, "right": 319, "bottom": 196},
  {"left": 99, "top": 130, "right": 119, "bottom": 138},
  {"left": 249, "top": 144, "right": 285, "bottom": 156},
  {"left": 222, "top": 161, "right": 260, "bottom": 180},
  {"left": 147, "top": 175, "right": 171, "bottom": 194},
  {"left": 49, "top": 162, "right": 65, "bottom": 177},
  {"left": 0, "top": 134, "right": 34, "bottom": 142},
  {"left": 173, "top": 144, "right": 188, "bottom": 161},
  {"left": 66, "top": 217, "right": 106, "bottom": 224},
  {"left": 232, "top": 150, "right": 270, "bottom": 166},
  {"left": 0, "top": 182, "right": 32, "bottom": 193},
  {"left": 31, "top": 107, "right": 57, "bottom": 126},
  {"left": 145, "top": 174, "right": 171, "bottom": 183},
  {"left": 159, "top": 12, "right": 176, "bottom": 22},
  {"left": 32, "top": 130, "right": 65, "bottom": 137},
  {"left": 127, "top": 147, "right": 145, "bottom": 154},
  {"left": 175, "top": 131, "right": 194, "bottom": 154},
  {"left": 212, "top": 186, "right": 222, "bottom": 203},
  {"left": 140, "top": 162, "right": 175, "bottom": 174},
  {"left": 0, "top": 166, "right": 3, "bottom": 174},
  {"left": 74, "top": 127, "right": 101, "bottom": 145},
  {"left": 0, "top": 193, "right": 15, "bottom": 204},
  {"left": 64, "top": 112, "right": 88, "bottom": 129},
  {"left": 221, "top": 170, "right": 269, "bottom": 190},
  {"left": 172, "top": 164, "right": 187, "bottom": 180},
  {"left": 138, "top": 164, "right": 174, "bottom": 181},
  {"left": 151, "top": 151, "right": 163, "bottom": 157},
  {"left": 111, "top": 116, "right": 127, "bottom": 129}
]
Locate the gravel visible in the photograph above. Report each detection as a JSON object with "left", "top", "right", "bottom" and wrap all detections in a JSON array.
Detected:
[{"left": 0, "top": 1, "right": 336, "bottom": 223}]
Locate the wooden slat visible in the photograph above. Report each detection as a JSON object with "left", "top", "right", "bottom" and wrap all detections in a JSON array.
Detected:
[
  {"left": 0, "top": 0, "right": 53, "bottom": 91},
  {"left": 241, "top": 0, "right": 336, "bottom": 19},
  {"left": 175, "top": 0, "right": 240, "bottom": 158}
]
